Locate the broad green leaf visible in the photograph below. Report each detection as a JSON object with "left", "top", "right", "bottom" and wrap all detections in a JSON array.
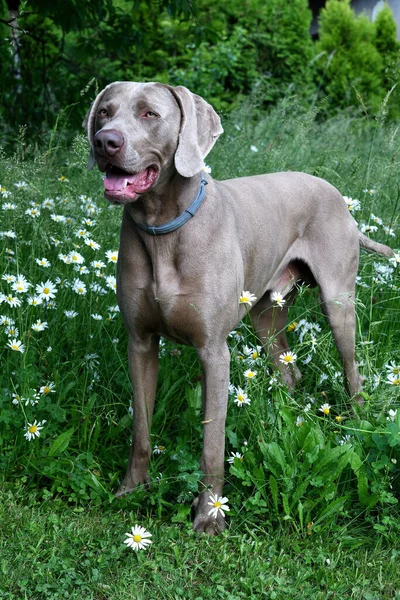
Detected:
[{"left": 48, "top": 428, "right": 75, "bottom": 457}]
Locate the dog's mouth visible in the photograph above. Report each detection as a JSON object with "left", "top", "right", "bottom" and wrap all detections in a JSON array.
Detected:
[{"left": 103, "top": 165, "right": 159, "bottom": 204}]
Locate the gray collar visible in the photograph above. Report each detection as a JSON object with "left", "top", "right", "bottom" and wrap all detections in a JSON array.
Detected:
[{"left": 132, "top": 175, "right": 208, "bottom": 235}]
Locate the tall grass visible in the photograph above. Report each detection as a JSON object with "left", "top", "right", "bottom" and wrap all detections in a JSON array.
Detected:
[{"left": 0, "top": 96, "right": 399, "bottom": 539}]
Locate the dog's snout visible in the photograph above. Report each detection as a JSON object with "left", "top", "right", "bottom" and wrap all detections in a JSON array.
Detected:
[{"left": 94, "top": 129, "right": 125, "bottom": 156}]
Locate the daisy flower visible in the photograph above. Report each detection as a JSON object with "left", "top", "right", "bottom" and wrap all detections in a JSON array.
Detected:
[
  {"left": 64, "top": 310, "right": 78, "bottom": 318},
  {"left": 27, "top": 296, "right": 43, "bottom": 306},
  {"left": 68, "top": 251, "right": 85, "bottom": 264},
  {"left": 319, "top": 403, "right": 331, "bottom": 415},
  {"left": 227, "top": 452, "right": 243, "bottom": 464},
  {"left": 343, "top": 196, "right": 361, "bottom": 212},
  {"left": 153, "top": 444, "right": 166, "bottom": 455},
  {"left": 36, "top": 280, "right": 57, "bottom": 302},
  {"left": 32, "top": 320, "right": 48, "bottom": 332},
  {"left": 91, "top": 313, "right": 103, "bottom": 321},
  {"left": 91, "top": 260, "right": 106, "bottom": 269},
  {"left": 106, "top": 249, "right": 118, "bottom": 263},
  {"left": 5, "top": 326, "right": 19, "bottom": 337},
  {"left": 85, "top": 238, "right": 100, "bottom": 250},
  {"left": 243, "top": 344, "right": 262, "bottom": 364},
  {"left": 12, "top": 275, "right": 31, "bottom": 293},
  {"left": 387, "top": 373, "right": 400, "bottom": 386},
  {"left": 24, "top": 419, "right": 46, "bottom": 441},
  {"left": 7, "top": 338, "right": 25, "bottom": 353},
  {"left": 271, "top": 291, "right": 286, "bottom": 308},
  {"left": 234, "top": 387, "right": 251, "bottom": 406},
  {"left": 296, "top": 415, "right": 304, "bottom": 427},
  {"left": 385, "top": 361, "right": 400, "bottom": 376},
  {"left": 3, "top": 294, "right": 22, "bottom": 307},
  {"left": 2, "top": 273, "right": 16, "bottom": 283},
  {"left": 208, "top": 493, "right": 230, "bottom": 519},
  {"left": 36, "top": 257, "right": 51, "bottom": 268},
  {"left": 25, "top": 207, "right": 40, "bottom": 218},
  {"left": 124, "top": 525, "right": 152, "bottom": 551},
  {"left": 279, "top": 351, "right": 297, "bottom": 365},
  {"left": 243, "top": 369, "right": 257, "bottom": 380},
  {"left": 239, "top": 291, "right": 257, "bottom": 307},
  {"left": 72, "top": 279, "right": 87, "bottom": 295},
  {"left": 105, "top": 275, "right": 117, "bottom": 291},
  {"left": 40, "top": 382, "right": 55, "bottom": 395}
]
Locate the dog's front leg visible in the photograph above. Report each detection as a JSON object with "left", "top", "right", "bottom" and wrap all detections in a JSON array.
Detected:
[
  {"left": 115, "top": 334, "right": 159, "bottom": 498},
  {"left": 193, "top": 342, "right": 230, "bottom": 534}
]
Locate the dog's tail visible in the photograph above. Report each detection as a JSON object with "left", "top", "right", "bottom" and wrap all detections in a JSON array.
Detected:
[{"left": 359, "top": 232, "right": 393, "bottom": 257}]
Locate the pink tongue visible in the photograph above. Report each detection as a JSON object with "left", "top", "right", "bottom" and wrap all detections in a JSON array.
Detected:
[{"left": 104, "top": 169, "right": 149, "bottom": 192}]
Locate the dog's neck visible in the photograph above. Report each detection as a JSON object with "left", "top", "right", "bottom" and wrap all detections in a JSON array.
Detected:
[{"left": 126, "top": 170, "right": 204, "bottom": 230}]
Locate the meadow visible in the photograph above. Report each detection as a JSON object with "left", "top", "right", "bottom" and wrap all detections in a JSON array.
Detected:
[{"left": 0, "top": 96, "right": 400, "bottom": 599}]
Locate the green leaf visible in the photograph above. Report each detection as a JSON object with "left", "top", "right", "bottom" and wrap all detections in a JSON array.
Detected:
[
  {"left": 269, "top": 475, "right": 279, "bottom": 513},
  {"left": 48, "top": 428, "right": 75, "bottom": 457},
  {"left": 349, "top": 451, "right": 369, "bottom": 506}
]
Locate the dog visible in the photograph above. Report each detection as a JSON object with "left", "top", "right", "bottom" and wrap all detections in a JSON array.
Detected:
[{"left": 83, "top": 81, "right": 393, "bottom": 533}]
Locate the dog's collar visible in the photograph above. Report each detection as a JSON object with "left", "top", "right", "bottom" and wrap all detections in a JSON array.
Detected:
[{"left": 132, "top": 174, "right": 208, "bottom": 236}]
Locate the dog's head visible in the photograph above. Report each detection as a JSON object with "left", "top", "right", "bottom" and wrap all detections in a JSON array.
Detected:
[{"left": 83, "top": 82, "right": 223, "bottom": 205}]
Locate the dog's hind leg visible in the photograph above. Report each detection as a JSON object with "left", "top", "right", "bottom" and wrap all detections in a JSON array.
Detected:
[{"left": 250, "top": 288, "right": 301, "bottom": 387}]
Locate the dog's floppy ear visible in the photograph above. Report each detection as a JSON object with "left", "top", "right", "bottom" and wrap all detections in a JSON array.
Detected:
[
  {"left": 166, "top": 85, "right": 223, "bottom": 178},
  {"left": 82, "top": 82, "right": 123, "bottom": 170}
]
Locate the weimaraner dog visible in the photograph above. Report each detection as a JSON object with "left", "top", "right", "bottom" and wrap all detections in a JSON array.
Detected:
[{"left": 84, "top": 81, "right": 393, "bottom": 534}]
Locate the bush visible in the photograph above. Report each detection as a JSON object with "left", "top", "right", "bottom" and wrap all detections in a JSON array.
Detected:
[{"left": 316, "top": 0, "right": 384, "bottom": 115}]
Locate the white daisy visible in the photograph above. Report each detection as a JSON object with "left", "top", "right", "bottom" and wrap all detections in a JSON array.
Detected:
[
  {"left": 36, "top": 280, "right": 57, "bottom": 302},
  {"left": 227, "top": 452, "right": 243, "bottom": 464},
  {"left": 271, "top": 291, "right": 286, "bottom": 308},
  {"left": 106, "top": 249, "right": 118, "bottom": 263},
  {"left": 279, "top": 351, "right": 297, "bottom": 365},
  {"left": 7, "top": 338, "right": 25, "bottom": 353},
  {"left": 239, "top": 291, "right": 257, "bottom": 307},
  {"left": 32, "top": 320, "right": 48, "bottom": 332},
  {"left": 123, "top": 525, "right": 152, "bottom": 551},
  {"left": 234, "top": 387, "right": 251, "bottom": 406},
  {"left": 207, "top": 493, "right": 230, "bottom": 519},
  {"left": 24, "top": 420, "right": 46, "bottom": 440}
]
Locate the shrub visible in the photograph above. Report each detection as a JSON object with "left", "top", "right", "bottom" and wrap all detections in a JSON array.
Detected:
[{"left": 316, "top": 0, "right": 384, "bottom": 115}]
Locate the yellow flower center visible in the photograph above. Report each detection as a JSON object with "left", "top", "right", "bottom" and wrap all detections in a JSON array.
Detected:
[
  {"left": 323, "top": 407, "right": 330, "bottom": 414},
  {"left": 247, "top": 372, "right": 255, "bottom": 378},
  {"left": 78, "top": 288, "right": 83, "bottom": 293},
  {"left": 283, "top": 356, "right": 292, "bottom": 363},
  {"left": 392, "top": 378, "right": 400, "bottom": 386},
  {"left": 133, "top": 534, "right": 142, "bottom": 543},
  {"left": 393, "top": 368, "right": 399, "bottom": 374},
  {"left": 29, "top": 425, "right": 37, "bottom": 434},
  {"left": 240, "top": 296, "right": 249, "bottom": 303},
  {"left": 43, "top": 287, "right": 50, "bottom": 295},
  {"left": 43, "top": 386, "right": 50, "bottom": 394},
  {"left": 252, "top": 352, "right": 258, "bottom": 360},
  {"left": 11, "top": 344, "right": 19, "bottom": 350},
  {"left": 335, "top": 415, "right": 343, "bottom": 422},
  {"left": 237, "top": 395, "right": 244, "bottom": 402},
  {"left": 214, "top": 501, "right": 221, "bottom": 508}
]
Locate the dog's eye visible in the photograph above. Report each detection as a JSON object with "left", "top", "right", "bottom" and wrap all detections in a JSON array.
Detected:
[
  {"left": 98, "top": 109, "right": 108, "bottom": 118},
  {"left": 143, "top": 111, "right": 159, "bottom": 119}
]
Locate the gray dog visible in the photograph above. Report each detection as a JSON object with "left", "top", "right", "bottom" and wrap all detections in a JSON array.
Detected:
[{"left": 84, "top": 82, "right": 393, "bottom": 534}]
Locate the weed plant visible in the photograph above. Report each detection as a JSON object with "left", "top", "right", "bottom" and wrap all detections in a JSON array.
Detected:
[{"left": 0, "top": 95, "right": 399, "bottom": 552}]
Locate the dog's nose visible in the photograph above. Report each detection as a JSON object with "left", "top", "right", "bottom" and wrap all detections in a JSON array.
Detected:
[{"left": 94, "top": 129, "right": 125, "bottom": 156}]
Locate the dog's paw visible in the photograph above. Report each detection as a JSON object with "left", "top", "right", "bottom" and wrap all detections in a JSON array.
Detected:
[
  {"left": 115, "top": 483, "right": 136, "bottom": 498},
  {"left": 115, "top": 471, "right": 150, "bottom": 498},
  {"left": 193, "top": 513, "right": 226, "bottom": 535}
]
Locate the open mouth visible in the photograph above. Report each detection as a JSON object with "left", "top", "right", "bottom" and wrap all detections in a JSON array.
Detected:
[{"left": 103, "top": 165, "right": 159, "bottom": 203}]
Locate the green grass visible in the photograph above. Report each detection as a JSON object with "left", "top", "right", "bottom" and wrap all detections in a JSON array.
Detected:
[
  {"left": 1, "top": 488, "right": 400, "bottom": 600},
  {"left": 0, "top": 96, "right": 400, "bottom": 599}
]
